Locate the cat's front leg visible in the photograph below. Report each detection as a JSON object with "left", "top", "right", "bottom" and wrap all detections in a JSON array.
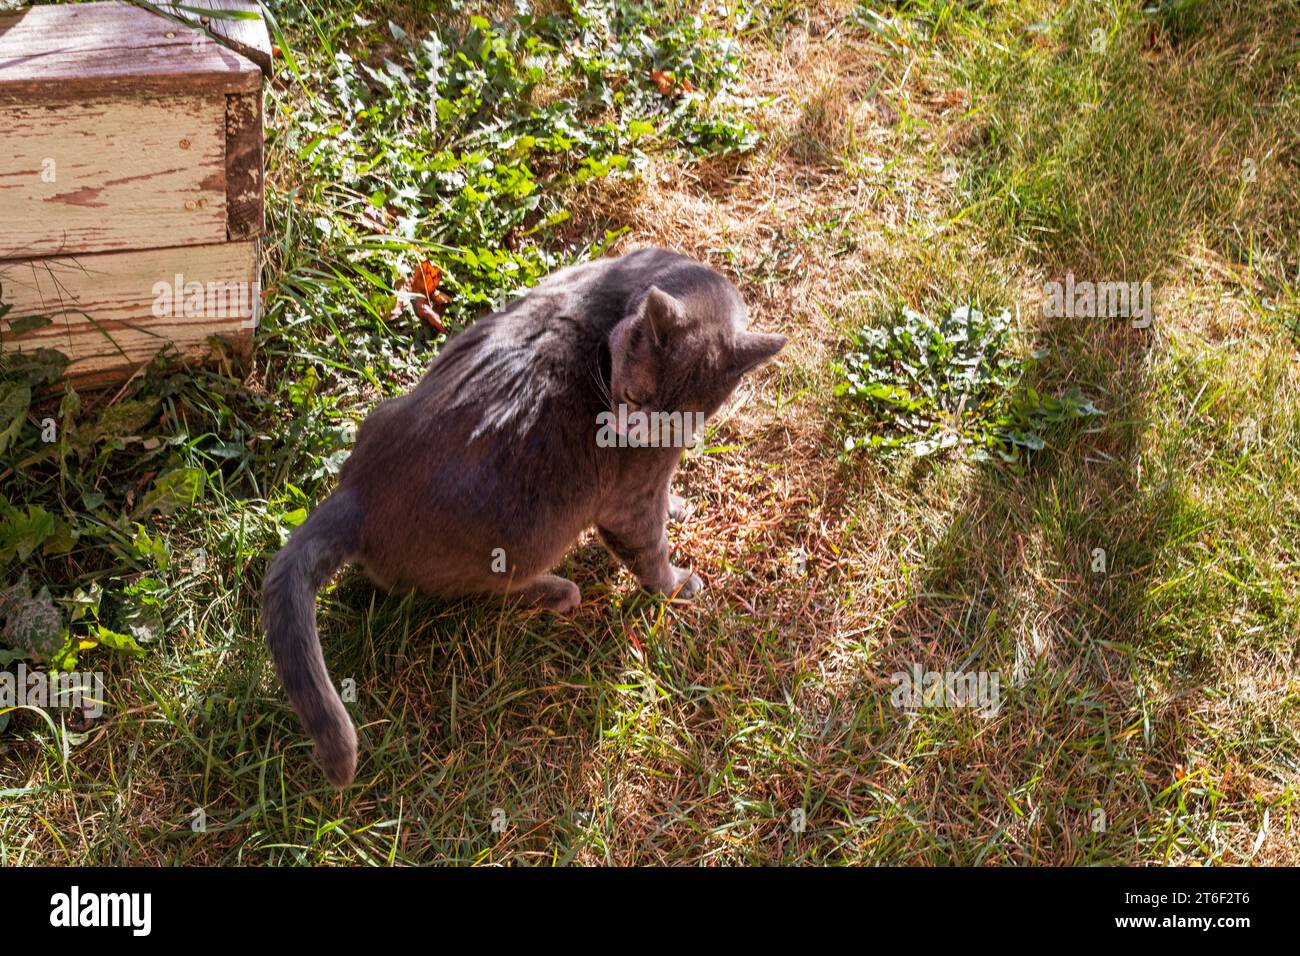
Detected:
[{"left": 598, "top": 494, "right": 701, "bottom": 599}]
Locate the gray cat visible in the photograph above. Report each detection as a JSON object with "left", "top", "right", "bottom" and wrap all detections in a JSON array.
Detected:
[{"left": 262, "top": 248, "right": 785, "bottom": 786}]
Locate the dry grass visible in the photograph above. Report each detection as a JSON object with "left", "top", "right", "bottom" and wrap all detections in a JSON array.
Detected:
[
  {"left": 557, "top": 0, "right": 1300, "bottom": 864},
  {"left": 3, "top": 0, "right": 1298, "bottom": 866}
]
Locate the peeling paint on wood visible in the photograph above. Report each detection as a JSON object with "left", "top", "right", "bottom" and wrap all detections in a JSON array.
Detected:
[
  {"left": 225, "top": 92, "right": 264, "bottom": 240},
  {"left": 0, "top": 242, "right": 258, "bottom": 383},
  {"left": 0, "top": 0, "right": 270, "bottom": 387},
  {"left": 0, "top": 96, "right": 227, "bottom": 258},
  {"left": 0, "top": 1, "right": 261, "bottom": 104},
  {"left": 160, "top": 0, "right": 275, "bottom": 78}
]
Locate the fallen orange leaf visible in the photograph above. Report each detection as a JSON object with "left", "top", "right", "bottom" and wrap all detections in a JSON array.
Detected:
[
  {"left": 412, "top": 259, "right": 442, "bottom": 298},
  {"left": 407, "top": 260, "right": 448, "bottom": 333},
  {"left": 650, "top": 68, "right": 694, "bottom": 97}
]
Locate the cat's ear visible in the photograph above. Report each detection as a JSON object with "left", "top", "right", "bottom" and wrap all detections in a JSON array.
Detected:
[
  {"left": 729, "top": 331, "right": 787, "bottom": 377},
  {"left": 642, "top": 286, "right": 685, "bottom": 346}
]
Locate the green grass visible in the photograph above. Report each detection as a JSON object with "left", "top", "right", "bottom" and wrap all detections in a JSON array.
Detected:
[{"left": 1, "top": 0, "right": 1299, "bottom": 864}]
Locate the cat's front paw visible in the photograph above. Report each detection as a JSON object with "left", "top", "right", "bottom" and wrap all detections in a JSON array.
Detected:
[
  {"left": 666, "top": 566, "right": 703, "bottom": 600},
  {"left": 667, "top": 493, "right": 689, "bottom": 523}
]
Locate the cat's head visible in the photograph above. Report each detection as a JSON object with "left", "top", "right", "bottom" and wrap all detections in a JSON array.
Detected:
[{"left": 607, "top": 280, "right": 785, "bottom": 431}]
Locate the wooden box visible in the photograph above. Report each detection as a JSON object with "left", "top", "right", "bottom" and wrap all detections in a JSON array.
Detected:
[{"left": 0, "top": 1, "right": 272, "bottom": 386}]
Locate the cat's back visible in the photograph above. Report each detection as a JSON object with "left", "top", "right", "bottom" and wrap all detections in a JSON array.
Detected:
[{"left": 343, "top": 247, "right": 704, "bottom": 475}]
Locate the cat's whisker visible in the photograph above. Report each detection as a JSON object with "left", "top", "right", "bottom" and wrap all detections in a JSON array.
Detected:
[{"left": 589, "top": 362, "right": 613, "bottom": 407}]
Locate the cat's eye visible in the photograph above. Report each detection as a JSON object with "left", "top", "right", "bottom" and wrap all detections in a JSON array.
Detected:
[{"left": 623, "top": 390, "right": 645, "bottom": 407}]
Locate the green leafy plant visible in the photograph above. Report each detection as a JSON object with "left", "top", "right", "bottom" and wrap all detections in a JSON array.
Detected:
[
  {"left": 0, "top": 576, "right": 67, "bottom": 665},
  {"left": 836, "top": 302, "right": 1103, "bottom": 461},
  {"left": 268, "top": 0, "right": 756, "bottom": 340}
]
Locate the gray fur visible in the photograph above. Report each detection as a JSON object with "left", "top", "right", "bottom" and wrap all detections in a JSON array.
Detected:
[{"left": 263, "top": 248, "right": 785, "bottom": 786}]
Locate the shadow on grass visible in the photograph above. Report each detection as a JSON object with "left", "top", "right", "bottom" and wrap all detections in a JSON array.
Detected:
[{"left": 836, "top": 1, "right": 1299, "bottom": 864}]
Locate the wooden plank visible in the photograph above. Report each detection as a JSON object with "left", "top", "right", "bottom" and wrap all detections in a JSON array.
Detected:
[
  {"left": 0, "top": 95, "right": 228, "bottom": 259},
  {"left": 0, "top": 242, "right": 258, "bottom": 384},
  {"left": 0, "top": 1, "right": 261, "bottom": 103},
  {"left": 225, "top": 91, "right": 264, "bottom": 240},
  {"left": 160, "top": 0, "right": 274, "bottom": 77}
]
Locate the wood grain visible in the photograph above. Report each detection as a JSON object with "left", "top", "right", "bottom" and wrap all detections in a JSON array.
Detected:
[
  {"left": 0, "top": 1, "right": 261, "bottom": 103},
  {"left": 225, "top": 92, "right": 264, "bottom": 240},
  {"left": 0, "top": 242, "right": 258, "bottom": 383},
  {"left": 160, "top": 0, "right": 274, "bottom": 77},
  {"left": 0, "top": 95, "right": 229, "bottom": 259}
]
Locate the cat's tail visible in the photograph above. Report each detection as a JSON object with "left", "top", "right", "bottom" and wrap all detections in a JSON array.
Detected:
[{"left": 262, "top": 488, "right": 363, "bottom": 787}]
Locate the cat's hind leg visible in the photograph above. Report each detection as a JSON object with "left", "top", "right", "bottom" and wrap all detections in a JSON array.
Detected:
[{"left": 507, "top": 574, "right": 581, "bottom": 613}]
